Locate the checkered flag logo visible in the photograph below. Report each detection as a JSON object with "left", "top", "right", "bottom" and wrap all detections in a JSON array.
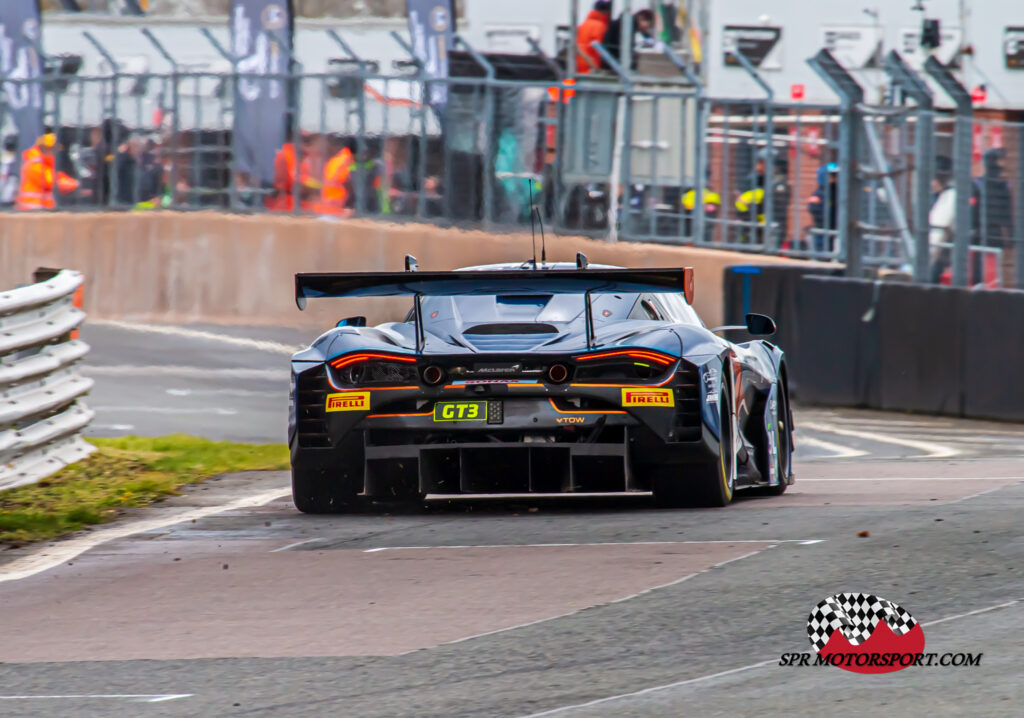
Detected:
[{"left": 807, "top": 593, "right": 918, "bottom": 652}]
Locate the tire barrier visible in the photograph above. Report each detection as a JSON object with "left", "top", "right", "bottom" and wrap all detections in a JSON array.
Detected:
[
  {"left": 789, "top": 275, "right": 1024, "bottom": 421},
  {"left": 0, "top": 270, "right": 94, "bottom": 490}
]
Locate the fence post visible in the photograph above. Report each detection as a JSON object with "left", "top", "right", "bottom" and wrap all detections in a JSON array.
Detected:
[
  {"left": 808, "top": 49, "right": 865, "bottom": 278},
  {"left": 884, "top": 51, "right": 934, "bottom": 283},
  {"left": 728, "top": 49, "right": 775, "bottom": 249},
  {"left": 453, "top": 35, "right": 496, "bottom": 227},
  {"left": 925, "top": 57, "right": 972, "bottom": 288}
]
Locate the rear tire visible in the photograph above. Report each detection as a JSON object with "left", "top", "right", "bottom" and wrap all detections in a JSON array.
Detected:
[
  {"left": 291, "top": 456, "right": 361, "bottom": 514},
  {"left": 653, "top": 381, "right": 736, "bottom": 508}
]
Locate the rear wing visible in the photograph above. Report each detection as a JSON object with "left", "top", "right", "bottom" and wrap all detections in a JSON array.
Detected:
[{"left": 295, "top": 267, "right": 695, "bottom": 309}]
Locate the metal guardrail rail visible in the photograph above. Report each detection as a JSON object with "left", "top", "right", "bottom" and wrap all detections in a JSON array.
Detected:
[{"left": 0, "top": 270, "right": 95, "bottom": 491}]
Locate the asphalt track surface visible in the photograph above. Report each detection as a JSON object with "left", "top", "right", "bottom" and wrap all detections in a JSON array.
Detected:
[{"left": 0, "top": 322, "right": 1021, "bottom": 717}]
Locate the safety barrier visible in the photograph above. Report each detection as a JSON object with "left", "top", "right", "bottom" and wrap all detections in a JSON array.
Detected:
[
  {"left": 748, "top": 273, "right": 1024, "bottom": 421},
  {"left": 0, "top": 270, "right": 94, "bottom": 491}
]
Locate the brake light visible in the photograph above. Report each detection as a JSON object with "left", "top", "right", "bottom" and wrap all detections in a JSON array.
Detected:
[
  {"left": 329, "top": 352, "right": 417, "bottom": 370},
  {"left": 575, "top": 349, "right": 675, "bottom": 366}
]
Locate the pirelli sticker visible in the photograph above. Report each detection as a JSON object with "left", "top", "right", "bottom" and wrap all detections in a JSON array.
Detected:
[
  {"left": 325, "top": 391, "right": 370, "bottom": 412},
  {"left": 621, "top": 388, "right": 675, "bottom": 407}
]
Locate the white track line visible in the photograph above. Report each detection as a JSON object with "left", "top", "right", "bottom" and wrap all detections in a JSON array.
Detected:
[
  {"left": 795, "top": 435, "right": 868, "bottom": 459},
  {"left": 0, "top": 694, "right": 192, "bottom": 704},
  {"left": 802, "top": 422, "right": 960, "bottom": 458},
  {"left": 88, "top": 319, "right": 301, "bottom": 355},
  {"left": 515, "top": 597, "right": 1023, "bottom": 717},
  {"left": 85, "top": 365, "right": 288, "bottom": 381},
  {"left": 363, "top": 540, "right": 824, "bottom": 553},
  {"left": 92, "top": 406, "right": 240, "bottom": 416},
  {"left": 0, "top": 487, "right": 291, "bottom": 583},
  {"left": 272, "top": 537, "right": 322, "bottom": 553},
  {"left": 798, "top": 477, "right": 1024, "bottom": 482}
]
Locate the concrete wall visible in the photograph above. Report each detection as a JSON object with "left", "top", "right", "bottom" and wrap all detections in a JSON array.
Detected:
[{"left": 0, "top": 212, "right": 827, "bottom": 330}]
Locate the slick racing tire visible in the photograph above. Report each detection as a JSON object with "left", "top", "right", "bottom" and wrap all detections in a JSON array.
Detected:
[
  {"left": 291, "top": 455, "right": 360, "bottom": 514},
  {"left": 762, "top": 378, "right": 793, "bottom": 497},
  {"left": 653, "top": 379, "right": 736, "bottom": 508}
]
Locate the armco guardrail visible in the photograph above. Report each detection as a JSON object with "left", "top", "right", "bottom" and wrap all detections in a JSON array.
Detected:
[{"left": 0, "top": 271, "right": 95, "bottom": 491}]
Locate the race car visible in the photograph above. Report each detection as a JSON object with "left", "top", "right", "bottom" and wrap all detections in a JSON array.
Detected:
[{"left": 289, "top": 256, "right": 794, "bottom": 512}]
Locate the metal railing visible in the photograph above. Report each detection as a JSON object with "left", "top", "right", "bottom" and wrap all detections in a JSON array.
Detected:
[
  {"left": 0, "top": 270, "right": 94, "bottom": 491},
  {"left": 1, "top": 34, "right": 1021, "bottom": 289}
]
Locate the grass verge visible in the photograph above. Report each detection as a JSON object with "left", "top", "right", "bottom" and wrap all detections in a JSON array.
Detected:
[{"left": 0, "top": 435, "right": 288, "bottom": 547}]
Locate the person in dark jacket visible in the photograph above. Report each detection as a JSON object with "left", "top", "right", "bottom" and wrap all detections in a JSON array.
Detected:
[
  {"left": 808, "top": 162, "right": 839, "bottom": 253},
  {"left": 735, "top": 149, "right": 791, "bottom": 245},
  {"left": 972, "top": 148, "right": 1013, "bottom": 248},
  {"left": 602, "top": 9, "right": 656, "bottom": 69}
]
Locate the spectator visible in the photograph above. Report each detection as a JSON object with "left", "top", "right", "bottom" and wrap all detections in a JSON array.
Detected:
[
  {"left": 929, "top": 157, "right": 955, "bottom": 283},
  {"left": 602, "top": 8, "right": 656, "bottom": 70},
  {"left": 0, "top": 135, "right": 19, "bottom": 208},
  {"left": 808, "top": 162, "right": 839, "bottom": 252},
  {"left": 735, "top": 149, "right": 791, "bottom": 244},
  {"left": 972, "top": 148, "right": 1013, "bottom": 247},
  {"left": 319, "top": 136, "right": 355, "bottom": 216},
  {"left": 575, "top": 1, "right": 612, "bottom": 74},
  {"left": 267, "top": 129, "right": 299, "bottom": 211},
  {"left": 15, "top": 133, "right": 79, "bottom": 210}
]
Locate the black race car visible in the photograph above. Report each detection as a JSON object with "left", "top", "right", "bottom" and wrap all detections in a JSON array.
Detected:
[{"left": 289, "top": 256, "right": 794, "bottom": 512}]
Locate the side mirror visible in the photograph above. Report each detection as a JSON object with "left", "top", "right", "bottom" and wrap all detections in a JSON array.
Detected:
[
  {"left": 336, "top": 316, "right": 367, "bottom": 328},
  {"left": 745, "top": 313, "right": 776, "bottom": 336}
]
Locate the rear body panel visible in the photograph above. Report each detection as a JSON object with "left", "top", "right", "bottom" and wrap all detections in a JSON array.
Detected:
[{"left": 289, "top": 263, "right": 793, "bottom": 497}]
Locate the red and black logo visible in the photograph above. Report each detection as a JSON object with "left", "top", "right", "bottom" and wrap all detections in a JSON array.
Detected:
[{"left": 807, "top": 592, "right": 925, "bottom": 674}]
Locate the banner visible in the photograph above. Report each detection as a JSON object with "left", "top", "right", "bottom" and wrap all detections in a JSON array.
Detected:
[
  {"left": 723, "top": 25, "right": 782, "bottom": 70},
  {"left": 406, "top": 0, "right": 455, "bottom": 107},
  {"left": 0, "top": 1, "right": 44, "bottom": 157},
  {"left": 230, "top": 0, "right": 293, "bottom": 186}
]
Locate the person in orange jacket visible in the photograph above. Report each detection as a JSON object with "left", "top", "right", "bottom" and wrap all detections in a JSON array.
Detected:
[
  {"left": 15, "top": 133, "right": 79, "bottom": 210},
  {"left": 319, "top": 137, "right": 355, "bottom": 216},
  {"left": 267, "top": 130, "right": 321, "bottom": 212},
  {"left": 575, "top": 1, "right": 612, "bottom": 74}
]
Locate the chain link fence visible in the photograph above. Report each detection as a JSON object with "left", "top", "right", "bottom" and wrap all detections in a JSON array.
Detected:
[{"left": 1, "top": 43, "right": 1019, "bottom": 288}]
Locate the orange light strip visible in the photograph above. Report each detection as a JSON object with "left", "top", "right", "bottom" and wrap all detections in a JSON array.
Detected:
[
  {"left": 367, "top": 410, "right": 434, "bottom": 418},
  {"left": 329, "top": 352, "right": 417, "bottom": 370},
  {"left": 548, "top": 398, "right": 626, "bottom": 415},
  {"left": 574, "top": 349, "right": 675, "bottom": 366}
]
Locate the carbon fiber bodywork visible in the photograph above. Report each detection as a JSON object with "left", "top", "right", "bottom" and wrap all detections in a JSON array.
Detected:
[{"left": 288, "top": 263, "right": 795, "bottom": 503}]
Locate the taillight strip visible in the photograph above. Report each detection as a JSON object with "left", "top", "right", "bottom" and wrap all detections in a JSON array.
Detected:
[
  {"left": 328, "top": 352, "right": 417, "bottom": 369},
  {"left": 574, "top": 349, "right": 675, "bottom": 366}
]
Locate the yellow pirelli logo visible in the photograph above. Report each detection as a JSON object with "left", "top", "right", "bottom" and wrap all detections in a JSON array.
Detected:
[
  {"left": 325, "top": 392, "right": 370, "bottom": 412},
  {"left": 621, "top": 388, "right": 675, "bottom": 407}
]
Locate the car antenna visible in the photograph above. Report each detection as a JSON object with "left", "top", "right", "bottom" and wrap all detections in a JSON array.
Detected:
[{"left": 527, "top": 179, "right": 538, "bottom": 268}]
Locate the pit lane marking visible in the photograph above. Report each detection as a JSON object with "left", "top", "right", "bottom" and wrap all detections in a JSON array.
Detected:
[
  {"left": 795, "top": 435, "right": 868, "bottom": 459},
  {"left": 87, "top": 319, "right": 301, "bottom": 355},
  {"left": 801, "top": 422, "right": 960, "bottom": 458},
  {"left": 0, "top": 487, "right": 291, "bottom": 583},
  {"left": 0, "top": 694, "right": 192, "bottom": 704},
  {"left": 362, "top": 540, "right": 826, "bottom": 553}
]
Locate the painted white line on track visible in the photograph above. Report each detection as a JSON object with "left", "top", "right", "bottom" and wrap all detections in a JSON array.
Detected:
[
  {"left": 166, "top": 388, "right": 281, "bottom": 398},
  {"left": 91, "top": 423, "right": 135, "bottom": 431},
  {"left": 514, "top": 597, "right": 1024, "bottom": 717},
  {"left": 798, "top": 477, "right": 1024, "bottom": 482},
  {"left": 88, "top": 319, "right": 301, "bottom": 355},
  {"left": 93, "top": 406, "right": 239, "bottom": 416},
  {"left": 795, "top": 435, "right": 868, "bottom": 459},
  {"left": 0, "top": 487, "right": 291, "bottom": 583},
  {"left": 272, "top": 537, "right": 322, "bottom": 553},
  {"left": 802, "top": 422, "right": 960, "bottom": 458},
  {"left": 364, "top": 540, "right": 825, "bottom": 553},
  {"left": 0, "top": 694, "right": 192, "bottom": 704},
  {"left": 402, "top": 542, "right": 787, "bottom": 656},
  {"left": 920, "top": 599, "right": 1020, "bottom": 627},
  {"left": 85, "top": 365, "right": 288, "bottom": 381}
]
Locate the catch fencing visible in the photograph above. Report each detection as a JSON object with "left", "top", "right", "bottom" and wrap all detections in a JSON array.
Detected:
[
  {"left": 2, "top": 32, "right": 1021, "bottom": 288},
  {"left": 0, "top": 270, "right": 94, "bottom": 491}
]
